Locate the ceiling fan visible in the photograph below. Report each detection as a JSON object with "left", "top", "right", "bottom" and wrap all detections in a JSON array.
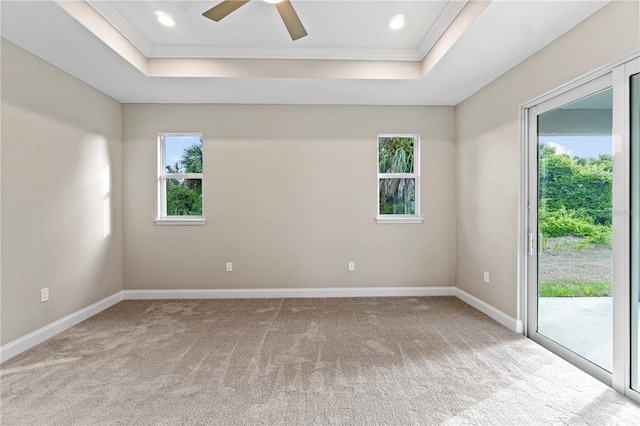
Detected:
[{"left": 202, "top": 0, "right": 308, "bottom": 41}]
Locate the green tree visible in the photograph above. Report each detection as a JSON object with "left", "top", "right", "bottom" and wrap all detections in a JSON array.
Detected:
[
  {"left": 540, "top": 145, "right": 612, "bottom": 226},
  {"left": 166, "top": 183, "right": 202, "bottom": 216},
  {"left": 538, "top": 143, "right": 612, "bottom": 246},
  {"left": 181, "top": 143, "right": 203, "bottom": 173},
  {"left": 379, "top": 137, "right": 415, "bottom": 214},
  {"left": 166, "top": 140, "right": 203, "bottom": 216}
]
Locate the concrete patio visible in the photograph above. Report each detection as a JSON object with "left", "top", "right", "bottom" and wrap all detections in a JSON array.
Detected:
[{"left": 538, "top": 297, "right": 640, "bottom": 373}]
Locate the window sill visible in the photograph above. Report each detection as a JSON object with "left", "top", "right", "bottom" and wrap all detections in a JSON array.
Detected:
[
  {"left": 375, "top": 216, "right": 424, "bottom": 224},
  {"left": 376, "top": 215, "right": 424, "bottom": 224},
  {"left": 154, "top": 217, "right": 206, "bottom": 226}
]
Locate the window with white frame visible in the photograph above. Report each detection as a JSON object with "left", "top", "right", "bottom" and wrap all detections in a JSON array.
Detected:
[
  {"left": 155, "top": 133, "right": 205, "bottom": 225},
  {"left": 377, "top": 135, "right": 422, "bottom": 224}
]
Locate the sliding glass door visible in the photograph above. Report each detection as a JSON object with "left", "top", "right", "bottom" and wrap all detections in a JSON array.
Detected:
[
  {"left": 537, "top": 86, "right": 613, "bottom": 372},
  {"left": 528, "top": 76, "right": 614, "bottom": 380},
  {"left": 526, "top": 57, "right": 640, "bottom": 402}
]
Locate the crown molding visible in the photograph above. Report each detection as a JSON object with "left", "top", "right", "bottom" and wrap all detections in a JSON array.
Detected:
[
  {"left": 149, "top": 45, "right": 422, "bottom": 61},
  {"left": 53, "top": 0, "right": 486, "bottom": 80},
  {"left": 83, "top": 0, "right": 465, "bottom": 62},
  {"left": 54, "top": 0, "right": 148, "bottom": 73},
  {"left": 86, "top": 0, "right": 151, "bottom": 56},
  {"left": 147, "top": 57, "right": 422, "bottom": 79},
  {"left": 417, "top": 0, "right": 468, "bottom": 60}
]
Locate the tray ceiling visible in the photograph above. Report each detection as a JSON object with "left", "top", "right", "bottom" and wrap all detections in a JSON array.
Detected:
[{"left": 0, "top": 0, "right": 610, "bottom": 105}]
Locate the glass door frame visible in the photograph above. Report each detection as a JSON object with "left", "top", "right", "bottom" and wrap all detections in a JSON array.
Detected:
[
  {"left": 521, "top": 54, "right": 640, "bottom": 403},
  {"left": 526, "top": 73, "right": 613, "bottom": 386},
  {"left": 615, "top": 58, "right": 640, "bottom": 402}
]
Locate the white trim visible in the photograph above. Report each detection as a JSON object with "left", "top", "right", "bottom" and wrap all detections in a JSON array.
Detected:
[
  {"left": 375, "top": 216, "right": 424, "bottom": 224},
  {"left": 124, "top": 286, "right": 456, "bottom": 300},
  {"left": 532, "top": 74, "right": 612, "bottom": 116},
  {"left": 150, "top": 45, "right": 422, "bottom": 62},
  {"left": 87, "top": 0, "right": 465, "bottom": 63},
  {"left": 611, "top": 61, "right": 629, "bottom": 394},
  {"left": 416, "top": 0, "right": 468, "bottom": 60},
  {"left": 154, "top": 217, "right": 206, "bottom": 226},
  {"left": 148, "top": 0, "right": 467, "bottom": 63},
  {"left": 454, "top": 288, "right": 522, "bottom": 332},
  {"left": 1, "top": 286, "right": 525, "bottom": 363},
  {"left": 617, "top": 57, "right": 640, "bottom": 402},
  {"left": 526, "top": 105, "right": 538, "bottom": 339},
  {"left": 628, "top": 60, "right": 640, "bottom": 404},
  {"left": 163, "top": 173, "right": 203, "bottom": 180},
  {"left": 378, "top": 173, "right": 415, "bottom": 179},
  {"left": 517, "top": 105, "right": 529, "bottom": 335},
  {"left": 157, "top": 133, "right": 203, "bottom": 221},
  {"left": 86, "top": 0, "right": 151, "bottom": 56},
  {"left": 125, "top": 288, "right": 521, "bottom": 332},
  {"left": 377, "top": 134, "right": 420, "bottom": 219},
  {"left": 0, "top": 291, "right": 123, "bottom": 363}
]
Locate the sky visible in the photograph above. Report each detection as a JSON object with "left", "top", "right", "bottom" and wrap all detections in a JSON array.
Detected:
[
  {"left": 165, "top": 135, "right": 202, "bottom": 172},
  {"left": 539, "top": 136, "right": 612, "bottom": 159}
]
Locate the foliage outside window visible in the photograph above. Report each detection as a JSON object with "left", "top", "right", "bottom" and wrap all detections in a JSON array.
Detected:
[
  {"left": 155, "top": 134, "right": 204, "bottom": 225},
  {"left": 538, "top": 143, "right": 612, "bottom": 248},
  {"left": 377, "top": 135, "right": 422, "bottom": 224}
]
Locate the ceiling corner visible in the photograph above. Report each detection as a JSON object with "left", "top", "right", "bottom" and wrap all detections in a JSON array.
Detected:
[
  {"left": 417, "top": 0, "right": 468, "bottom": 60},
  {"left": 85, "top": 0, "right": 152, "bottom": 56}
]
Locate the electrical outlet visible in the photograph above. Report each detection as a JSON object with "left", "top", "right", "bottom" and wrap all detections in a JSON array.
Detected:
[
  {"left": 226, "top": 262, "right": 233, "bottom": 272},
  {"left": 348, "top": 261, "right": 355, "bottom": 271},
  {"left": 483, "top": 271, "right": 490, "bottom": 283},
  {"left": 40, "top": 288, "right": 49, "bottom": 303}
]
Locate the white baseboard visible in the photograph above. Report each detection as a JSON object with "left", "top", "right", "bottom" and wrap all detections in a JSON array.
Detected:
[
  {"left": 123, "top": 286, "right": 456, "bottom": 300},
  {"left": 1, "top": 286, "right": 523, "bottom": 363},
  {"left": 454, "top": 288, "right": 522, "bottom": 332},
  {"left": 0, "top": 291, "right": 123, "bottom": 363},
  {"left": 125, "top": 287, "right": 521, "bottom": 332}
]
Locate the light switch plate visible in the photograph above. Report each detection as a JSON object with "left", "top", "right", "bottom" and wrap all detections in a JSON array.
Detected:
[{"left": 40, "top": 288, "right": 49, "bottom": 303}]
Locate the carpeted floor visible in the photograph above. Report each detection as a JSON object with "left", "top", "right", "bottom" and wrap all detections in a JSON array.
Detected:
[{"left": 1, "top": 296, "right": 639, "bottom": 425}]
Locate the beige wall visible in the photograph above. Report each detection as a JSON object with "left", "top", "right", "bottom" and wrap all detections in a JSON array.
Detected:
[
  {"left": 1, "top": 40, "right": 123, "bottom": 345},
  {"left": 4, "top": 1, "right": 634, "bottom": 347},
  {"left": 455, "top": 1, "right": 640, "bottom": 317},
  {"left": 123, "top": 105, "right": 456, "bottom": 290}
]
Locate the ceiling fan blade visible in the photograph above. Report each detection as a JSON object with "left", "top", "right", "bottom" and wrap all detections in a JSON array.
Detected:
[
  {"left": 275, "top": 0, "right": 307, "bottom": 41},
  {"left": 202, "top": 0, "right": 250, "bottom": 22}
]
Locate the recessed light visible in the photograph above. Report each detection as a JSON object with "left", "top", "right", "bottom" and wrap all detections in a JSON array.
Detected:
[
  {"left": 263, "top": 0, "right": 284, "bottom": 3},
  {"left": 155, "top": 11, "right": 175, "bottom": 27},
  {"left": 388, "top": 15, "right": 405, "bottom": 30}
]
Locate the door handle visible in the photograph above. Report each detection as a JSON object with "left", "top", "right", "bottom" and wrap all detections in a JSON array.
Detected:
[{"left": 528, "top": 233, "right": 534, "bottom": 256}]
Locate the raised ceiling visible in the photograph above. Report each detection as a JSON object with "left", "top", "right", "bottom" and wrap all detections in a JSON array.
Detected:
[
  {"left": 0, "top": 0, "right": 610, "bottom": 105},
  {"left": 88, "top": 0, "right": 464, "bottom": 61}
]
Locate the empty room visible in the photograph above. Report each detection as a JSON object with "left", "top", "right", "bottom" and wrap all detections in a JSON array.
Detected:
[{"left": 1, "top": 0, "right": 640, "bottom": 424}]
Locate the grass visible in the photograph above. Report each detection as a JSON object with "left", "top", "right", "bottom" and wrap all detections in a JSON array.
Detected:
[{"left": 539, "top": 280, "right": 612, "bottom": 297}]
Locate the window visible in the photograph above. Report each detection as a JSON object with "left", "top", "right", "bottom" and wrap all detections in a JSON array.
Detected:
[
  {"left": 376, "top": 134, "right": 422, "bottom": 224},
  {"left": 155, "top": 133, "right": 205, "bottom": 225}
]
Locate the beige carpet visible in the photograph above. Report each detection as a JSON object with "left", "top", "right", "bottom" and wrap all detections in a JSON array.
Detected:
[{"left": 1, "top": 296, "right": 639, "bottom": 425}]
